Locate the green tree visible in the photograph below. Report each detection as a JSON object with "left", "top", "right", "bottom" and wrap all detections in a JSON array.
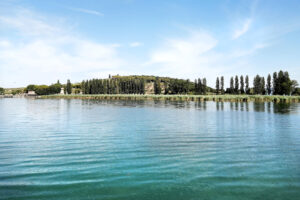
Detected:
[
  {"left": 260, "top": 77, "right": 265, "bottom": 95},
  {"left": 253, "top": 75, "right": 262, "bottom": 94},
  {"left": 240, "top": 75, "right": 244, "bottom": 94},
  {"left": 198, "top": 78, "right": 202, "bottom": 94},
  {"left": 291, "top": 80, "right": 299, "bottom": 95},
  {"left": 26, "top": 84, "right": 36, "bottom": 92},
  {"left": 245, "top": 75, "right": 250, "bottom": 94},
  {"left": 230, "top": 77, "right": 234, "bottom": 94},
  {"left": 0, "top": 87, "right": 4, "bottom": 95},
  {"left": 220, "top": 76, "right": 224, "bottom": 94},
  {"left": 216, "top": 77, "right": 220, "bottom": 94},
  {"left": 267, "top": 74, "right": 271, "bottom": 95},
  {"left": 273, "top": 72, "right": 278, "bottom": 94},
  {"left": 235, "top": 75, "right": 239, "bottom": 94},
  {"left": 202, "top": 78, "right": 207, "bottom": 94},
  {"left": 154, "top": 78, "right": 161, "bottom": 94},
  {"left": 35, "top": 85, "right": 49, "bottom": 95},
  {"left": 66, "top": 79, "right": 72, "bottom": 94},
  {"left": 49, "top": 83, "right": 61, "bottom": 94},
  {"left": 282, "top": 71, "right": 292, "bottom": 95}
]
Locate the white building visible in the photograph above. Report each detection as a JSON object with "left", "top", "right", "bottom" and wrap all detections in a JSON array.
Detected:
[{"left": 60, "top": 88, "right": 65, "bottom": 94}]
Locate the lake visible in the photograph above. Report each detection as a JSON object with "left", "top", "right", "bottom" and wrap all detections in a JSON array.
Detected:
[{"left": 0, "top": 98, "right": 300, "bottom": 200}]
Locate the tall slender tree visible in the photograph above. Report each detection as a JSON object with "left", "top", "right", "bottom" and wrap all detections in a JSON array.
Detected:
[
  {"left": 202, "top": 78, "right": 207, "bottom": 94},
  {"left": 154, "top": 78, "right": 161, "bottom": 94},
  {"left": 235, "top": 75, "right": 239, "bottom": 94},
  {"left": 220, "top": 76, "right": 224, "bottom": 94},
  {"left": 273, "top": 72, "right": 277, "bottom": 95},
  {"left": 260, "top": 77, "right": 265, "bottom": 95},
  {"left": 216, "top": 77, "right": 220, "bottom": 94},
  {"left": 66, "top": 79, "right": 72, "bottom": 94},
  {"left": 194, "top": 79, "right": 198, "bottom": 93},
  {"left": 240, "top": 75, "right": 244, "bottom": 94},
  {"left": 245, "top": 75, "right": 249, "bottom": 94},
  {"left": 230, "top": 77, "right": 234, "bottom": 94},
  {"left": 198, "top": 78, "right": 202, "bottom": 94},
  {"left": 253, "top": 75, "right": 262, "bottom": 94},
  {"left": 267, "top": 74, "right": 271, "bottom": 95}
]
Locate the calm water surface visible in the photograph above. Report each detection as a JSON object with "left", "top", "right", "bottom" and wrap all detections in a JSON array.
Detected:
[{"left": 0, "top": 98, "right": 300, "bottom": 200}]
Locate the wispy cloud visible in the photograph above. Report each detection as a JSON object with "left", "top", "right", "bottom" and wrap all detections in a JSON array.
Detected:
[
  {"left": 233, "top": 18, "right": 252, "bottom": 39},
  {"left": 69, "top": 7, "right": 104, "bottom": 16},
  {"left": 129, "top": 42, "right": 143, "bottom": 47},
  {"left": 145, "top": 28, "right": 270, "bottom": 87},
  {"left": 0, "top": 8, "right": 64, "bottom": 37},
  {"left": 145, "top": 30, "right": 220, "bottom": 80},
  {"left": 0, "top": 8, "right": 122, "bottom": 87}
]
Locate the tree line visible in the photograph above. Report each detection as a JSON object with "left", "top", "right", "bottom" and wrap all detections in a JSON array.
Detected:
[
  {"left": 81, "top": 76, "right": 211, "bottom": 95},
  {"left": 0, "top": 87, "right": 4, "bottom": 95},
  {"left": 216, "top": 70, "right": 299, "bottom": 95},
  {"left": 81, "top": 78, "right": 145, "bottom": 94},
  {"left": 22, "top": 71, "right": 299, "bottom": 96}
]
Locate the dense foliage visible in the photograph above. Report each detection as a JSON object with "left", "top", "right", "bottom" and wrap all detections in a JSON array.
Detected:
[
  {"left": 0, "top": 87, "right": 4, "bottom": 95},
  {"left": 66, "top": 80, "right": 72, "bottom": 94},
  {"left": 81, "top": 78, "right": 145, "bottom": 94},
  {"left": 81, "top": 76, "right": 209, "bottom": 95},
  {"left": 21, "top": 70, "right": 298, "bottom": 96},
  {"left": 221, "top": 70, "right": 297, "bottom": 95},
  {"left": 26, "top": 82, "right": 61, "bottom": 95}
]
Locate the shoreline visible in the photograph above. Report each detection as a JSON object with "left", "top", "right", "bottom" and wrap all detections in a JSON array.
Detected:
[{"left": 37, "top": 94, "right": 300, "bottom": 103}]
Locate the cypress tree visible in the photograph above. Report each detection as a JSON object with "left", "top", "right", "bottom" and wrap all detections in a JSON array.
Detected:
[
  {"left": 260, "top": 77, "right": 265, "bottom": 95},
  {"left": 277, "top": 71, "right": 284, "bottom": 95},
  {"left": 194, "top": 79, "right": 198, "bottom": 94},
  {"left": 273, "top": 72, "right": 277, "bottom": 95},
  {"left": 154, "top": 78, "right": 161, "bottom": 94},
  {"left": 240, "top": 75, "right": 244, "bottom": 94},
  {"left": 253, "top": 75, "right": 261, "bottom": 94},
  {"left": 267, "top": 74, "right": 271, "bottom": 95},
  {"left": 198, "top": 78, "right": 202, "bottom": 94},
  {"left": 81, "top": 81, "right": 85, "bottom": 94},
  {"left": 220, "top": 76, "right": 224, "bottom": 94},
  {"left": 141, "top": 80, "right": 145, "bottom": 94},
  {"left": 66, "top": 79, "right": 72, "bottom": 94},
  {"left": 235, "top": 75, "right": 239, "bottom": 94},
  {"left": 245, "top": 75, "right": 249, "bottom": 94},
  {"left": 202, "top": 78, "right": 207, "bottom": 94},
  {"left": 216, "top": 77, "right": 220, "bottom": 94},
  {"left": 230, "top": 77, "right": 234, "bottom": 94}
]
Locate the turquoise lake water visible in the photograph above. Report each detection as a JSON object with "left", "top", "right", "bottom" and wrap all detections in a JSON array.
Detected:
[{"left": 0, "top": 98, "right": 300, "bottom": 200}]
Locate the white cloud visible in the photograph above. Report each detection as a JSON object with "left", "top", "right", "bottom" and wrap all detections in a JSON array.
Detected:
[
  {"left": 0, "top": 9, "right": 65, "bottom": 37},
  {"left": 0, "top": 40, "right": 11, "bottom": 48},
  {"left": 69, "top": 7, "right": 104, "bottom": 16},
  {"left": 149, "top": 31, "right": 217, "bottom": 64},
  {"left": 146, "top": 31, "right": 219, "bottom": 79},
  {"left": 129, "top": 42, "right": 143, "bottom": 47},
  {"left": 145, "top": 29, "right": 269, "bottom": 88},
  {"left": 0, "top": 9, "right": 123, "bottom": 87},
  {"left": 233, "top": 18, "right": 252, "bottom": 39}
]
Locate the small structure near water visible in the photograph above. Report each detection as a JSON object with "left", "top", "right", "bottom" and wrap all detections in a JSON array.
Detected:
[
  {"left": 27, "top": 91, "right": 36, "bottom": 96},
  {"left": 60, "top": 88, "right": 65, "bottom": 95}
]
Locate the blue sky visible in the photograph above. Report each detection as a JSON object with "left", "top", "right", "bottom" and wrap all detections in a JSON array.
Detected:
[{"left": 0, "top": 0, "right": 300, "bottom": 88}]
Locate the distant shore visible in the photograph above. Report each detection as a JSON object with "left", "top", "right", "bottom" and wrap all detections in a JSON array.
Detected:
[{"left": 37, "top": 94, "right": 300, "bottom": 103}]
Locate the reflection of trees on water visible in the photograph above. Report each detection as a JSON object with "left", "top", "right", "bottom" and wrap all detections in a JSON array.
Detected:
[
  {"left": 195, "top": 101, "right": 207, "bottom": 110},
  {"left": 216, "top": 102, "right": 224, "bottom": 111},
  {"left": 273, "top": 103, "right": 294, "bottom": 114},
  {"left": 253, "top": 102, "right": 294, "bottom": 114},
  {"left": 253, "top": 103, "right": 265, "bottom": 112},
  {"left": 219, "top": 101, "right": 296, "bottom": 114},
  {"left": 71, "top": 98, "right": 297, "bottom": 114}
]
